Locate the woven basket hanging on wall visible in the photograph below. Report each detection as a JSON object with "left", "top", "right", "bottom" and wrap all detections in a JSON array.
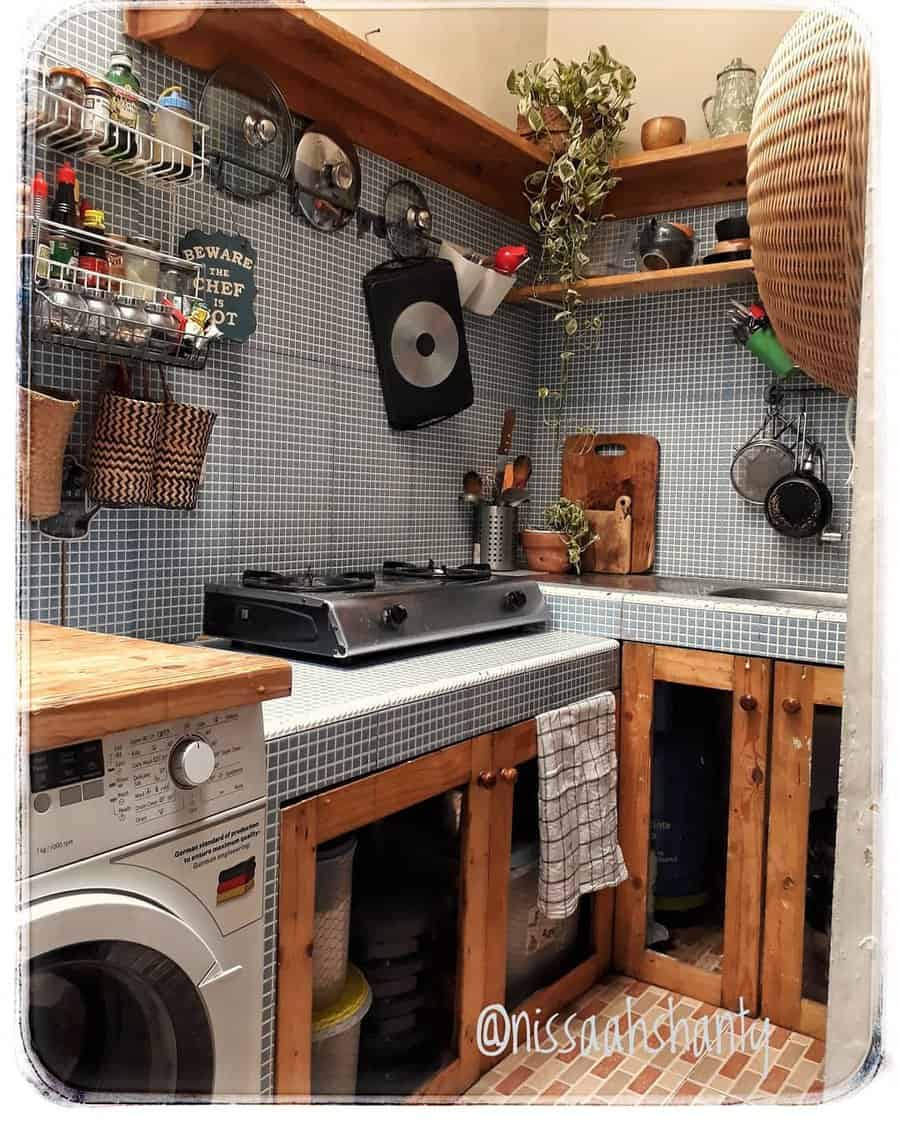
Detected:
[{"left": 747, "top": 9, "right": 870, "bottom": 397}]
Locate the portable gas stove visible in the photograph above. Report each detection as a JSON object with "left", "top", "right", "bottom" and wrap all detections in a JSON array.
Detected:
[{"left": 203, "top": 559, "right": 547, "bottom": 660}]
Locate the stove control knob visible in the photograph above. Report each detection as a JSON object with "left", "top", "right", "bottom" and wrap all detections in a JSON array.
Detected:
[
  {"left": 503, "top": 590, "right": 528, "bottom": 611},
  {"left": 169, "top": 737, "right": 216, "bottom": 789},
  {"left": 382, "top": 604, "right": 408, "bottom": 629}
]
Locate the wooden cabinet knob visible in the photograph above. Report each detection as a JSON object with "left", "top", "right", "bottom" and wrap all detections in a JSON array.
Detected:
[
  {"left": 739, "top": 694, "right": 757, "bottom": 712},
  {"left": 782, "top": 697, "right": 802, "bottom": 714},
  {"left": 499, "top": 767, "right": 518, "bottom": 784},
  {"left": 477, "top": 770, "right": 497, "bottom": 789}
]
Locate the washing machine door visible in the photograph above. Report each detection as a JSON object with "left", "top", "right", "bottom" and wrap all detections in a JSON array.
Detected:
[{"left": 24, "top": 892, "right": 219, "bottom": 1100}]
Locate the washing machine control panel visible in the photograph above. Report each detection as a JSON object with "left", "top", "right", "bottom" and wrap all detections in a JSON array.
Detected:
[{"left": 29, "top": 704, "right": 266, "bottom": 876}]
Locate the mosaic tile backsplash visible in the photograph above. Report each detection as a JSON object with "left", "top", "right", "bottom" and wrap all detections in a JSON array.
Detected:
[{"left": 20, "top": 6, "right": 852, "bottom": 643}]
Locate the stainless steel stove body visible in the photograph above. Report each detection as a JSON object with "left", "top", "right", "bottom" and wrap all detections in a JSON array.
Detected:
[{"left": 203, "top": 564, "right": 547, "bottom": 660}]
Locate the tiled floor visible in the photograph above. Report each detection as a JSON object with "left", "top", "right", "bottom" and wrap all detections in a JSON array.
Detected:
[{"left": 462, "top": 974, "right": 824, "bottom": 1105}]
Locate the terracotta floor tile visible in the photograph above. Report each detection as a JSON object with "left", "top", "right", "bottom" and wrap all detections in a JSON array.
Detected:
[
  {"left": 627, "top": 980, "right": 650, "bottom": 997},
  {"left": 495, "top": 1065, "right": 534, "bottom": 1096},
  {"left": 628, "top": 1064, "right": 662, "bottom": 1094},
  {"left": 542, "top": 1080, "right": 569, "bottom": 1098},
  {"left": 759, "top": 1064, "right": 790, "bottom": 1095},
  {"left": 731, "top": 1068, "right": 763, "bottom": 1099},
  {"left": 576, "top": 995, "right": 607, "bottom": 1019},
  {"left": 591, "top": 1051, "right": 625, "bottom": 1079},
  {"left": 767, "top": 1026, "right": 791, "bottom": 1050},
  {"left": 671, "top": 1079, "right": 703, "bottom": 1103},
  {"left": 688, "top": 1055, "right": 722, "bottom": 1086},
  {"left": 718, "top": 1050, "right": 751, "bottom": 1079},
  {"left": 777, "top": 1040, "right": 807, "bottom": 1070},
  {"left": 805, "top": 1039, "right": 826, "bottom": 1064},
  {"left": 559, "top": 1054, "right": 597, "bottom": 1086},
  {"left": 592, "top": 1068, "right": 634, "bottom": 1097}
]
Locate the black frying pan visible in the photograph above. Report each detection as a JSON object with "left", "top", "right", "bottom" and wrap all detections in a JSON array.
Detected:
[{"left": 764, "top": 442, "right": 833, "bottom": 539}]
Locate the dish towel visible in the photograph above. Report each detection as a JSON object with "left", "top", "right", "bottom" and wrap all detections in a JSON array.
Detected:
[{"left": 536, "top": 691, "right": 628, "bottom": 919}]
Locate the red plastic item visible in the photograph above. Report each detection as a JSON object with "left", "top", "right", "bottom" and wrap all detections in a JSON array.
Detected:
[
  {"left": 56, "top": 161, "right": 76, "bottom": 185},
  {"left": 492, "top": 244, "right": 528, "bottom": 274},
  {"left": 31, "top": 171, "right": 48, "bottom": 199}
]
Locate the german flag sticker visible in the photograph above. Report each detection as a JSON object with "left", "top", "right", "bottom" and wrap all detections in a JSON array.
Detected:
[{"left": 216, "top": 856, "right": 256, "bottom": 905}]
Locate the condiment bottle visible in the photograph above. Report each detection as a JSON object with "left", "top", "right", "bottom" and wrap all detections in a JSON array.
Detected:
[
  {"left": 82, "top": 76, "right": 112, "bottom": 159},
  {"left": 31, "top": 171, "right": 51, "bottom": 280},
  {"left": 105, "top": 51, "right": 141, "bottom": 161},
  {"left": 106, "top": 233, "right": 127, "bottom": 296},
  {"left": 79, "top": 208, "right": 108, "bottom": 290},
  {"left": 49, "top": 162, "right": 78, "bottom": 280}
]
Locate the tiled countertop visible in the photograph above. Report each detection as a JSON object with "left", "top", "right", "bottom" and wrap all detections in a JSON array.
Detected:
[{"left": 537, "top": 575, "right": 846, "bottom": 666}]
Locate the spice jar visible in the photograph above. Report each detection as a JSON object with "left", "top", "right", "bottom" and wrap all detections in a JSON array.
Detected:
[
  {"left": 34, "top": 280, "right": 88, "bottom": 339},
  {"left": 158, "top": 264, "right": 194, "bottom": 300},
  {"left": 151, "top": 86, "right": 195, "bottom": 178},
  {"left": 82, "top": 286, "right": 117, "bottom": 344},
  {"left": 78, "top": 208, "right": 108, "bottom": 289},
  {"left": 104, "top": 51, "right": 141, "bottom": 161},
  {"left": 123, "top": 235, "right": 161, "bottom": 300},
  {"left": 43, "top": 67, "right": 87, "bottom": 146},
  {"left": 106, "top": 233, "right": 127, "bottom": 295},
  {"left": 113, "top": 295, "right": 151, "bottom": 349},
  {"left": 82, "top": 76, "right": 112, "bottom": 158},
  {"left": 145, "top": 301, "right": 180, "bottom": 356}
]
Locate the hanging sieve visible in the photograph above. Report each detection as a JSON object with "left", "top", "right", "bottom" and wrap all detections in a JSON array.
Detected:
[{"left": 730, "top": 395, "right": 798, "bottom": 505}]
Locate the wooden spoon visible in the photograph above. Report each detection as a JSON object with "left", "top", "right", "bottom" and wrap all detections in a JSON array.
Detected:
[{"left": 512, "top": 455, "right": 532, "bottom": 488}]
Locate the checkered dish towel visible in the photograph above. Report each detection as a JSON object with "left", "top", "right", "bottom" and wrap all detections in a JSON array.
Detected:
[{"left": 536, "top": 691, "right": 628, "bottom": 919}]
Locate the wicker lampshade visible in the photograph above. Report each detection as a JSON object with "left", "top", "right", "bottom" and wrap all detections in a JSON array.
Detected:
[{"left": 747, "top": 10, "right": 870, "bottom": 397}]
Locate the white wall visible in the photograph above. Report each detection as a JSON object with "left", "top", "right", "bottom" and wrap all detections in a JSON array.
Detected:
[{"left": 546, "top": 6, "right": 802, "bottom": 152}]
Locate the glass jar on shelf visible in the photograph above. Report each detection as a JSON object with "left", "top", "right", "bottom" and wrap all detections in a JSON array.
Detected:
[
  {"left": 42, "top": 67, "right": 87, "bottom": 147},
  {"left": 123, "top": 235, "right": 161, "bottom": 300},
  {"left": 82, "top": 287, "right": 117, "bottom": 345},
  {"left": 151, "top": 86, "right": 195, "bottom": 178},
  {"left": 113, "top": 295, "right": 151, "bottom": 350},
  {"left": 34, "top": 279, "right": 88, "bottom": 339},
  {"left": 82, "top": 76, "right": 112, "bottom": 159},
  {"left": 144, "top": 301, "right": 181, "bottom": 356}
]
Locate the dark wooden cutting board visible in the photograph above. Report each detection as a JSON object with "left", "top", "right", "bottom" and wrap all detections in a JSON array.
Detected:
[{"left": 561, "top": 433, "right": 660, "bottom": 573}]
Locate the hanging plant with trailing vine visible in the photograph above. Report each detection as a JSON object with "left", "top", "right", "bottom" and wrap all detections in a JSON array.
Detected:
[{"left": 508, "top": 49, "right": 636, "bottom": 444}]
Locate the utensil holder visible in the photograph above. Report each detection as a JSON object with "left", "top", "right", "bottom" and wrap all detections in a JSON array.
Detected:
[
  {"left": 17, "top": 386, "right": 79, "bottom": 519},
  {"left": 478, "top": 504, "right": 517, "bottom": 571}
]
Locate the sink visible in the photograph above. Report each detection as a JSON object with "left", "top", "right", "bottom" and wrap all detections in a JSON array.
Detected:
[{"left": 711, "top": 586, "right": 848, "bottom": 610}]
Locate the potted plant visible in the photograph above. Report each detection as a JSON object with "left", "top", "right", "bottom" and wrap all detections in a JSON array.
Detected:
[
  {"left": 522, "top": 497, "right": 597, "bottom": 574},
  {"left": 508, "top": 49, "right": 636, "bottom": 444}
]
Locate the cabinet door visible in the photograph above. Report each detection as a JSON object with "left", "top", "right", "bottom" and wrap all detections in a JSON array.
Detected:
[
  {"left": 614, "top": 644, "right": 771, "bottom": 1013},
  {"left": 480, "top": 716, "right": 616, "bottom": 1072},
  {"left": 761, "top": 662, "right": 843, "bottom": 1040},
  {"left": 275, "top": 735, "right": 492, "bottom": 1099}
]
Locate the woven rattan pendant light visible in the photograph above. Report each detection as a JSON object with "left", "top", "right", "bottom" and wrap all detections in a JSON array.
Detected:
[{"left": 747, "top": 9, "right": 869, "bottom": 397}]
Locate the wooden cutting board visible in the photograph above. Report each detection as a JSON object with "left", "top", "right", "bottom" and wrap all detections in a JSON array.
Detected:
[
  {"left": 561, "top": 433, "right": 660, "bottom": 573},
  {"left": 583, "top": 495, "right": 632, "bottom": 574}
]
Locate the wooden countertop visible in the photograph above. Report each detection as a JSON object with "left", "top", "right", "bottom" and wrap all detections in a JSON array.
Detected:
[{"left": 21, "top": 622, "right": 292, "bottom": 751}]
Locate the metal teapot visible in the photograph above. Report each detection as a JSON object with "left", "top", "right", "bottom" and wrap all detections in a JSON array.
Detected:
[{"left": 702, "top": 57, "right": 760, "bottom": 137}]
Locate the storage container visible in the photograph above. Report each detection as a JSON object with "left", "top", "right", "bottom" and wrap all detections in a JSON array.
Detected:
[
  {"left": 311, "top": 963, "right": 371, "bottom": 1097},
  {"left": 465, "top": 266, "right": 516, "bottom": 316},
  {"left": 505, "top": 839, "right": 580, "bottom": 1008},
  {"left": 478, "top": 504, "right": 516, "bottom": 572},
  {"left": 313, "top": 834, "right": 357, "bottom": 1009}
]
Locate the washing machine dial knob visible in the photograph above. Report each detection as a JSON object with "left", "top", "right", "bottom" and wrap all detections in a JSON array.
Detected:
[{"left": 169, "top": 737, "right": 216, "bottom": 789}]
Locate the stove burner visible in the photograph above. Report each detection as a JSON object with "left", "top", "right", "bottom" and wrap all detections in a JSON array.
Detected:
[
  {"left": 242, "top": 568, "right": 377, "bottom": 593},
  {"left": 382, "top": 559, "right": 492, "bottom": 583}
]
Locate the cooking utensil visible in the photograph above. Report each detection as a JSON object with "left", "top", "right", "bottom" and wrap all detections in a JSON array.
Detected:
[
  {"left": 498, "top": 487, "right": 529, "bottom": 507},
  {"left": 292, "top": 123, "right": 361, "bottom": 232},
  {"left": 561, "top": 433, "right": 659, "bottom": 573},
  {"left": 513, "top": 454, "right": 532, "bottom": 488},
  {"left": 461, "top": 470, "right": 483, "bottom": 504},
  {"left": 493, "top": 408, "right": 516, "bottom": 501},
  {"left": 730, "top": 396, "right": 798, "bottom": 505},
  {"left": 716, "top": 215, "right": 750, "bottom": 241},
  {"left": 764, "top": 411, "right": 833, "bottom": 539}
]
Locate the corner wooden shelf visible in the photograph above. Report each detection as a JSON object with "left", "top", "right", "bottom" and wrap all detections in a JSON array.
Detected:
[
  {"left": 124, "top": 4, "right": 748, "bottom": 224},
  {"left": 505, "top": 259, "right": 755, "bottom": 307}
]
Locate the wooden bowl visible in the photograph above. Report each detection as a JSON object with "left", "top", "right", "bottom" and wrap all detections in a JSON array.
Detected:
[
  {"left": 641, "top": 116, "right": 687, "bottom": 150},
  {"left": 521, "top": 530, "right": 572, "bottom": 574}
]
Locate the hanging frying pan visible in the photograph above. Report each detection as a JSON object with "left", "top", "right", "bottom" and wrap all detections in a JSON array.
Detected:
[{"left": 764, "top": 416, "right": 833, "bottom": 539}]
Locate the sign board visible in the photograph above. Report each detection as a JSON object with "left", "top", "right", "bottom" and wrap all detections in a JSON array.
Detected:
[{"left": 178, "top": 228, "right": 258, "bottom": 342}]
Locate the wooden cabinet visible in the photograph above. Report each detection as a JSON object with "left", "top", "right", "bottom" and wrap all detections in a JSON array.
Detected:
[
  {"left": 761, "top": 662, "right": 843, "bottom": 1040},
  {"left": 276, "top": 711, "right": 619, "bottom": 1098},
  {"left": 616, "top": 644, "right": 843, "bottom": 1038},
  {"left": 614, "top": 644, "right": 771, "bottom": 1013}
]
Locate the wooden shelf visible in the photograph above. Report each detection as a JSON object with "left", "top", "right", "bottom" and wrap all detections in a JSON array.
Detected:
[
  {"left": 124, "top": 5, "right": 748, "bottom": 224},
  {"left": 505, "top": 259, "right": 755, "bottom": 307}
]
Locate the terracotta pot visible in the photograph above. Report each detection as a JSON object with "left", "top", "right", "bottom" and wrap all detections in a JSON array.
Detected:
[
  {"left": 521, "top": 529, "right": 572, "bottom": 574},
  {"left": 640, "top": 115, "right": 687, "bottom": 150},
  {"left": 517, "top": 107, "right": 594, "bottom": 155}
]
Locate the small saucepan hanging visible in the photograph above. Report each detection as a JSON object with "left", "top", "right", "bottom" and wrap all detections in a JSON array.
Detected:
[{"left": 764, "top": 412, "right": 833, "bottom": 539}]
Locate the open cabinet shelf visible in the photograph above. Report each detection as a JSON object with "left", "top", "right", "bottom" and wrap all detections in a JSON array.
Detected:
[
  {"left": 505, "top": 259, "right": 755, "bottom": 307},
  {"left": 123, "top": 4, "right": 749, "bottom": 224}
]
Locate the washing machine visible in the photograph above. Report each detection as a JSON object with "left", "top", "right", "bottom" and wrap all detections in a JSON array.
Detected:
[{"left": 19, "top": 703, "right": 269, "bottom": 1103}]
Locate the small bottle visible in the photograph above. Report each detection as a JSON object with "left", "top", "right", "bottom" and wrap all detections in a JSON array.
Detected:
[
  {"left": 105, "top": 51, "right": 141, "bottom": 161},
  {"left": 31, "top": 171, "right": 51, "bottom": 280},
  {"left": 49, "top": 162, "right": 78, "bottom": 281},
  {"left": 79, "top": 208, "right": 108, "bottom": 290}
]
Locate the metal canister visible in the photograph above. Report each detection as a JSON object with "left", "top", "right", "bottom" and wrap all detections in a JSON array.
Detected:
[{"left": 478, "top": 504, "right": 517, "bottom": 571}]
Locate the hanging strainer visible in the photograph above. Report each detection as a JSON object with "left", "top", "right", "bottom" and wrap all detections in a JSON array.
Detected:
[{"left": 730, "top": 394, "right": 799, "bottom": 505}]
